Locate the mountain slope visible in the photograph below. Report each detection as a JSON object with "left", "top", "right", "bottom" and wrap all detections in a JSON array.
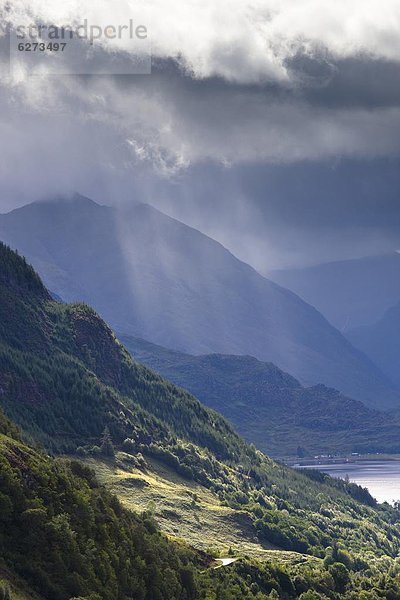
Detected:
[
  {"left": 121, "top": 335, "right": 400, "bottom": 456},
  {"left": 0, "top": 195, "right": 398, "bottom": 409},
  {"left": 0, "top": 244, "right": 240, "bottom": 460},
  {"left": 0, "top": 409, "right": 213, "bottom": 600},
  {"left": 4, "top": 243, "right": 400, "bottom": 598},
  {"left": 2, "top": 408, "right": 318, "bottom": 600},
  {"left": 348, "top": 300, "right": 400, "bottom": 389},
  {"left": 269, "top": 252, "right": 400, "bottom": 331}
]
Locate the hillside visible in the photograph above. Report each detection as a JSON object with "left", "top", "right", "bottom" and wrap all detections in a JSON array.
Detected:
[
  {"left": 121, "top": 336, "right": 400, "bottom": 456},
  {"left": 269, "top": 252, "right": 400, "bottom": 331},
  {"left": 3, "top": 243, "right": 400, "bottom": 597},
  {"left": 0, "top": 195, "right": 398, "bottom": 409},
  {"left": 348, "top": 300, "right": 400, "bottom": 389},
  {"left": 0, "top": 409, "right": 210, "bottom": 600},
  {"left": 0, "top": 246, "right": 241, "bottom": 461},
  {"left": 3, "top": 408, "right": 330, "bottom": 600}
]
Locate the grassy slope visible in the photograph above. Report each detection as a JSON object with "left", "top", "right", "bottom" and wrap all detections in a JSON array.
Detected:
[
  {"left": 86, "top": 453, "right": 280, "bottom": 559},
  {"left": 120, "top": 335, "right": 400, "bottom": 456}
]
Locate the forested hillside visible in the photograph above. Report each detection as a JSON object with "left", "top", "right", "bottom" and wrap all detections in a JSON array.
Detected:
[
  {"left": 121, "top": 336, "right": 400, "bottom": 456},
  {"left": 0, "top": 409, "right": 207, "bottom": 600},
  {"left": 2, "top": 243, "right": 400, "bottom": 599},
  {"left": 2, "top": 408, "right": 330, "bottom": 600}
]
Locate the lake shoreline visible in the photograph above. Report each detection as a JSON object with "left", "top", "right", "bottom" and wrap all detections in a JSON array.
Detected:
[
  {"left": 281, "top": 453, "right": 400, "bottom": 468},
  {"left": 283, "top": 458, "right": 400, "bottom": 505}
]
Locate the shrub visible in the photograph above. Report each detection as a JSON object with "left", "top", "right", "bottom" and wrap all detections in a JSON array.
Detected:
[{"left": 0, "top": 582, "right": 11, "bottom": 600}]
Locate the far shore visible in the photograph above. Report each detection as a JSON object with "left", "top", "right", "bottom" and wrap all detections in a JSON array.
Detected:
[{"left": 280, "top": 453, "right": 400, "bottom": 468}]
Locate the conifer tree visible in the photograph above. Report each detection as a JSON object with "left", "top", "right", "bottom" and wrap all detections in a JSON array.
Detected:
[{"left": 100, "top": 426, "right": 115, "bottom": 458}]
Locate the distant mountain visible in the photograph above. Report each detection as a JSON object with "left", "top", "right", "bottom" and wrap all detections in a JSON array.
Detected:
[
  {"left": 121, "top": 335, "right": 400, "bottom": 456},
  {"left": 0, "top": 194, "right": 398, "bottom": 409},
  {"left": 348, "top": 300, "right": 400, "bottom": 389},
  {"left": 269, "top": 252, "right": 400, "bottom": 331}
]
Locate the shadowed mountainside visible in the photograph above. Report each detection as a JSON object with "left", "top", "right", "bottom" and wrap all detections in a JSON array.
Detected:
[
  {"left": 270, "top": 253, "right": 400, "bottom": 331},
  {"left": 348, "top": 299, "right": 400, "bottom": 389},
  {"left": 121, "top": 335, "right": 400, "bottom": 456},
  {"left": 0, "top": 194, "right": 398, "bottom": 409}
]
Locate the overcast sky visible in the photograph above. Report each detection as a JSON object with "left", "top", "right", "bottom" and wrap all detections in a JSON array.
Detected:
[{"left": 0, "top": 0, "right": 399, "bottom": 269}]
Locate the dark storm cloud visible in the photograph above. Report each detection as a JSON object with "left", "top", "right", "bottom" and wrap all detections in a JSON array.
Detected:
[
  {"left": 0, "top": 0, "right": 400, "bottom": 267},
  {"left": 113, "top": 53, "right": 400, "bottom": 112},
  {"left": 301, "top": 57, "right": 400, "bottom": 109},
  {"left": 142, "top": 158, "right": 400, "bottom": 270}
]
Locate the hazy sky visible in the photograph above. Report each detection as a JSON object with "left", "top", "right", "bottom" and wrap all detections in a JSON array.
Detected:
[{"left": 0, "top": 0, "right": 399, "bottom": 269}]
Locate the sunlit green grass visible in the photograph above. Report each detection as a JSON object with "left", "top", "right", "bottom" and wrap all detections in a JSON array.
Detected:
[{"left": 86, "top": 453, "right": 318, "bottom": 566}]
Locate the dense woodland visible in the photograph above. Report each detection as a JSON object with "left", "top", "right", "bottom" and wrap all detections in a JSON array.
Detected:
[{"left": 2, "top": 243, "right": 400, "bottom": 598}]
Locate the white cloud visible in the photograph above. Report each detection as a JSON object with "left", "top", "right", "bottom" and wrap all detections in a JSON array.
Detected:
[{"left": 3, "top": 0, "right": 400, "bottom": 83}]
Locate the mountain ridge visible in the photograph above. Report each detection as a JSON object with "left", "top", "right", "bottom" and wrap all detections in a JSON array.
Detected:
[{"left": 0, "top": 195, "right": 398, "bottom": 409}]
